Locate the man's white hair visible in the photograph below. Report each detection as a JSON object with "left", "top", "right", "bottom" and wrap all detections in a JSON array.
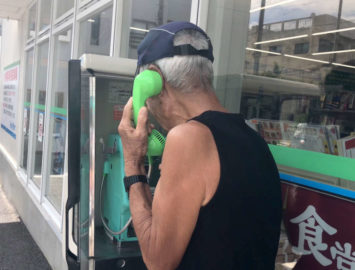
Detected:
[{"left": 141, "top": 29, "right": 214, "bottom": 92}]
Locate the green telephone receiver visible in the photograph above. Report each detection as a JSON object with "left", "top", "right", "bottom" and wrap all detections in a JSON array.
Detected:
[{"left": 132, "top": 70, "right": 166, "bottom": 157}]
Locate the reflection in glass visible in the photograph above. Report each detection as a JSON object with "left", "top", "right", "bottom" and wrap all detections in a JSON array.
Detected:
[
  {"left": 120, "top": 0, "right": 192, "bottom": 59},
  {"left": 39, "top": 0, "right": 52, "bottom": 31},
  {"left": 78, "top": 6, "right": 113, "bottom": 57},
  {"left": 243, "top": 0, "right": 355, "bottom": 158},
  {"left": 28, "top": 4, "right": 37, "bottom": 40},
  {"left": 31, "top": 41, "right": 49, "bottom": 188},
  {"left": 46, "top": 28, "right": 72, "bottom": 212},
  {"left": 79, "top": 74, "right": 139, "bottom": 263},
  {"left": 56, "top": 0, "right": 74, "bottom": 19},
  {"left": 21, "top": 50, "right": 34, "bottom": 172}
]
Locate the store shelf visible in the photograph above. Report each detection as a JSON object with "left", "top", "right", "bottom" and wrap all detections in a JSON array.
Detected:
[{"left": 311, "top": 109, "right": 355, "bottom": 115}]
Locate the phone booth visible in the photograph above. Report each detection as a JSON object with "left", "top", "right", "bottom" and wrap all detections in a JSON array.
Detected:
[{"left": 66, "top": 54, "right": 160, "bottom": 269}]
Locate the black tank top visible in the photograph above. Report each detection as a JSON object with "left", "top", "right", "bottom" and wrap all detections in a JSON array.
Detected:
[{"left": 176, "top": 111, "right": 282, "bottom": 270}]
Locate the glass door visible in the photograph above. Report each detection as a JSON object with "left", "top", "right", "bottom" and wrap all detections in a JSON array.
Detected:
[{"left": 78, "top": 71, "right": 147, "bottom": 269}]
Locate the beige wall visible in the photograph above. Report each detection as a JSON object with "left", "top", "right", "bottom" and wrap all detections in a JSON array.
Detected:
[{"left": 0, "top": 19, "right": 24, "bottom": 164}]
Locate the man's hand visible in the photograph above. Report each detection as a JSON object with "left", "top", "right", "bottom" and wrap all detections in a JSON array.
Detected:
[{"left": 118, "top": 97, "right": 148, "bottom": 176}]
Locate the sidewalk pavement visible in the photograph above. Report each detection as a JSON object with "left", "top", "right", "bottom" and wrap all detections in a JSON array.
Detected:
[{"left": 0, "top": 184, "right": 52, "bottom": 270}]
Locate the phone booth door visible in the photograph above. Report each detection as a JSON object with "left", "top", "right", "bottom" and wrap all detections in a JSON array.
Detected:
[{"left": 67, "top": 55, "right": 148, "bottom": 270}]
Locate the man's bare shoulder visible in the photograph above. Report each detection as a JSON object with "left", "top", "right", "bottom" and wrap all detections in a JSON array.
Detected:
[
  {"left": 165, "top": 120, "right": 213, "bottom": 148},
  {"left": 161, "top": 119, "right": 217, "bottom": 176}
]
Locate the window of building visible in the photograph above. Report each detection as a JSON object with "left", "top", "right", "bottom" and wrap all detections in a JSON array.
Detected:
[
  {"left": 269, "top": 45, "right": 282, "bottom": 54},
  {"left": 45, "top": 28, "right": 72, "bottom": 212},
  {"left": 270, "top": 23, "right": 282, "bottom": 31},
  {"left": 78, "top": 5, "right": 113, "bottom": 57},
  {"left": 298, "top": 18, "right": 312, "bottom": 29},
  {"left": 284, "top": 21, "right": 296, "bottom": 31},
  {"left": 39, "top": 0, "right": 52, "bottom": 31},
  {"left": 30, "top": 40, "right": 49, "bottom": 188},
  {"left": 20, "top": 49, "right": 34, "bottom": 172},
  {"left": 294, "top": 42, "right": 309, "bottom": 54},
  {"left": 27, "top": 4, "right": 37, "bottom": 40},
  {"left": 20, "top": 0, "right": 115, "bottom": 219},
  {"left": 120, "top": 0, "right": 193, "bottom": 59},
  {"left": 318, "top": 38, "right": 334, "bottom": 53},
  {"left": 55, "top": 0, "right": 74, "bottom": 20}
]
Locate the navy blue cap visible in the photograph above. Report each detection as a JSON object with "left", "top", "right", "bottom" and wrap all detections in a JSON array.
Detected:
[{"left": 137, "top": 21, "right": 214, "bottom": 66}]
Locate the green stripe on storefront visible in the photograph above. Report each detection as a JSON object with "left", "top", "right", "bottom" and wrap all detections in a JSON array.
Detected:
[
  {"left": 35, "top": 104, "right": 46, "bottom": 111},
  {"left": 23, "top": 103, "right": 67, "bottom": 116},
  {"left": 51, "top": 107, "right": 67, "bottom": 116},
  {"left": 4, "top": 61, "right": 20, "bottom": 70},
  {"left": 269, "top": 144, "right": 355, "bottom": 182}
]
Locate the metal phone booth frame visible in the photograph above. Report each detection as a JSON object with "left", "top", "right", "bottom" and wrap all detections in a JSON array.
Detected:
[{"left": 67, "top": 54, "right": 147, "bottom": 270}]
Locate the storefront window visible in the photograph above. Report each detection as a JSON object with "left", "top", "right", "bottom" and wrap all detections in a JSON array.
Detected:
[
  {"left": 78, "top": 6, "right": 113, "bottom": 57},
  {"left": 120, "top": 0, "right": 193, "bottom": 59},
  {"left": 56, "top": 0, "right": 74, "bottom": 19},
  {"left": 39, "top": 0, "right": 52, "bottom": 31},
  {"left": 204, "top": 0, "right": 355, "bottom": 190},
  {"left": 79, "top": 0, "right": 92, "bottom": 5},
  {"left": 45, "top": 28, "right": 72, "bottom": 212},
  {"left": 30, "top": 41, "right": 49, "bottom": 188},
  {"left": 21, "top": 49, "right": 34, "bottom": 172},
  {"left": 27, "top": 4, "right": 37, "bottom": 40},
  {"left": 242, "top": 0, "right": 355, "bottom": 159}
]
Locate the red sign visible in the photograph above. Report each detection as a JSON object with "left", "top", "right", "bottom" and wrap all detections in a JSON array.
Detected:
[
  {"left": 281, "top": 182, "right": 355, "bottom": 269},
  {"left": 4, "top": 68, "right": 18, "bottom": 81},
  {"left": 113, "top": 104, "right": 124, "bottom": 121},
  {"left": 345, "top": 138, "right": 355, "bottom": 150}
]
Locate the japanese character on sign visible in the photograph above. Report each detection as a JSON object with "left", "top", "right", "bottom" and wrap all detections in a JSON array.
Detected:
[
  {"left": 290, "top": 205, "right": 337, "bottom": 266},
  {"left": 331, "top": 242, "right": 355, "bottom": 270}
]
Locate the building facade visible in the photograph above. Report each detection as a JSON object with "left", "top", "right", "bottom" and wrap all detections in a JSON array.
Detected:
[{"left": 0, "top": 0, "right": 354, "bottom": 269}]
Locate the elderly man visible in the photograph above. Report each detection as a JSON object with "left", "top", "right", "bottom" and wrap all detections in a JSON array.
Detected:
[{"left": 118, "top": 21, "right": 282, "bottom": 270}]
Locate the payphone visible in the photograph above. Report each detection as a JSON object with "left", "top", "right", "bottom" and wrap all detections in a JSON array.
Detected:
[{"left": 67, "top": 54, "right": 163, "bottom": 269}]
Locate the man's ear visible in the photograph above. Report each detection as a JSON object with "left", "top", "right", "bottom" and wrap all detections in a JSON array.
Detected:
[
  {"left": 147, "top": 64, "right": 162, "bottom": 76},
  {"left": 147, "top": 64, "right": 166, "bottom": 91}
]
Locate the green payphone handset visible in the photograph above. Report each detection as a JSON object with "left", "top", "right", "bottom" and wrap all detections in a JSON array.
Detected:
[
  {"left": 132, "top": 69, "right": 166, "bottom": 158},
  {"left": 101, "top": 70, "right": 166, "bottom": 244}
]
